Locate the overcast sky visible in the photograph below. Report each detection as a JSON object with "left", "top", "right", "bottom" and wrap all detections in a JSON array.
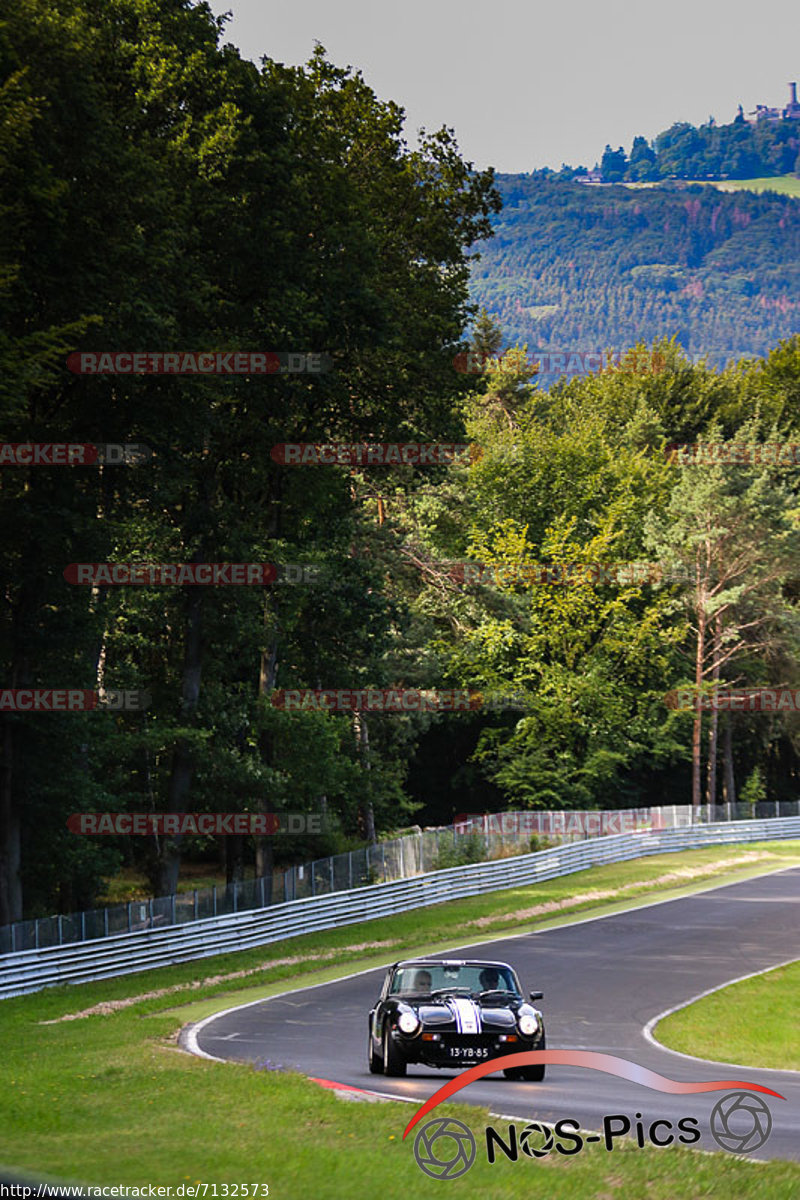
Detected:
[{"left": 209, "top": 0, "right": 800, "bottom": 174}]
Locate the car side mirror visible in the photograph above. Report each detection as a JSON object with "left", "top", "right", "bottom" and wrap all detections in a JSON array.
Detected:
[{"left": 529, "top": 990, "right": 543, "bottom": 1002}]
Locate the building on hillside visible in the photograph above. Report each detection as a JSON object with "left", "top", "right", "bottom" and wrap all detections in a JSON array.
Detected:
[{"left": 747, "top": 82, "right": 800, "bottom": 122}]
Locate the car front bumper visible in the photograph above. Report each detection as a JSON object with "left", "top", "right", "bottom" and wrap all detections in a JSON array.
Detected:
[{"left": 392, "top": 1028, "right": 544, "bottom": 1068}]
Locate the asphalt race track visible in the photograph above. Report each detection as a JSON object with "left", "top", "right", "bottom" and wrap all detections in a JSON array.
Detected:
[{"left": 183, "top": 867, "right": 800, "bottom": 1160}]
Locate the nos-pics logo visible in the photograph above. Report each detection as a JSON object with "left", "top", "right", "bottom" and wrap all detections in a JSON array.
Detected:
[
  {"left": 413, "top": 1094, "right": 774, "bottom": 1179},
  {"left": 405, "top": 1051, "right": 783, "bottom": 1179}
]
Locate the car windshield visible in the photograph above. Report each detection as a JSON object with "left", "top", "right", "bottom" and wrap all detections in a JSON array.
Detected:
[{"left": 389, "top": 963, "right": 520, "bottom": 996}]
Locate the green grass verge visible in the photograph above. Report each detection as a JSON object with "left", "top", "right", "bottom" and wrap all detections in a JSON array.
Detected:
[
  {"left": 687, "top": 175, "right": 800, "bottom": 197},
  {"left": 1, "top": 841, "right": 799, "bottom": 1198},
  {"left": 656, "top": 958, "right": 800, "bottom": 1071},
  {"left": 623, "top": 175, "right": 800, "bottom": 196}
]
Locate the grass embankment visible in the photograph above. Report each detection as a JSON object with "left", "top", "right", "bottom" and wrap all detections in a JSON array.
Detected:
[
  {"left": 624, "top": 175, "right": 800, "bottom": 197},
  {"left": 1, "top": 842, "right": 799, "bottom": 1198},
  {"left": 657, "top": 958, "right": 800, "bottom": 1071},
  {"left": 682, "top": 175, "right": 800, "bottom": 197}
]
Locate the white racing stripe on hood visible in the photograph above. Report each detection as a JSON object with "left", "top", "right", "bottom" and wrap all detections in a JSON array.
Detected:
[{"left": 447, "top": 996, "right": 482, "bottom": 1034}]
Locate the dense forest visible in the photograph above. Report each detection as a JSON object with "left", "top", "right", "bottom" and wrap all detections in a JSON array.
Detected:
[
  {"left": 470, "top": 175, "right": 800, "bottom": 369},
  {"left": 1, "top": 0, "right": 799, "bottom": 924}
]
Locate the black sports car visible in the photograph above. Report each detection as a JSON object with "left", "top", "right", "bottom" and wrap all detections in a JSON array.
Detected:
[{"left": 367, "top": 958, "right": 546, "bottom": 1079}]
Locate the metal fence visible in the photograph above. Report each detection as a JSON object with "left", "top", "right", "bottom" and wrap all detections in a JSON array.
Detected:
[
  {"left": 1, "top": 801, "right": 798, "bottom": 958},
  {"left": 1, "top": 814, "right": 799, "bottom": 999}
]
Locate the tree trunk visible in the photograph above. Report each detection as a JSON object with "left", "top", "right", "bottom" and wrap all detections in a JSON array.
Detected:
[
  {"left": 255, "top": 615, "right": 279, "bottom": 902},
  {"left": 692, "top": 605, "right": 706, "bottom": 813},
  {"left": 706, "top": 614, "right": 722, "bottom": 807},
  {"left": 722, "top": 715, "right": 736, "bottom": 807},
  {"left": 354, "top": 711, "right": 377, "bottom": 844},
  {"left": 156, "top": 584, "right": 204, "bottom": 896},
  {"left": 226, "top": 834, "right": 245, "bottom": 884},
  {"left": 0, "top": 714, "right": 22, "bottom": 925}
]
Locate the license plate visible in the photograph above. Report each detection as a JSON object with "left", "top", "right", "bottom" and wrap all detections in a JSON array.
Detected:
[{"left": 447, "top": 1046, "right": 489, "bottom": 1059}]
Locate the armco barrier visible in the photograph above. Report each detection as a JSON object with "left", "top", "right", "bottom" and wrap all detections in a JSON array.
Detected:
[{"left": 1, "top": 817, "right": 798, "bottom": 999}]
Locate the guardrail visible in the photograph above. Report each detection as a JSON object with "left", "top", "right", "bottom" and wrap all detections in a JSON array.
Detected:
[
  {"left": 1, "top": 815, "right": 798, "bottom": 999},
  {"left": 4, "top": 801, "right": 796, "bottom": 957},
  {"left": 0, "top": 804, "right": 679, "bottom": 956}
]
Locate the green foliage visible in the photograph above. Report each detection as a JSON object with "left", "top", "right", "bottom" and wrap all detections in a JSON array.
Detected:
[
  {"left": 432, "top": 833, "right": 488, "bottom": 869},
  {"left": 741, "top": 766, "right": 768, "bottom": 805}
]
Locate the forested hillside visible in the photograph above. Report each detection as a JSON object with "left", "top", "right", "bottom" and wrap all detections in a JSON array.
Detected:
[{"left": 470, "top": 175, "right": 800, "bottom": 368}]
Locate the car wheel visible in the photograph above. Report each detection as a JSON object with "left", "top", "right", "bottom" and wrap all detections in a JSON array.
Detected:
[
  {"left": 368, "top": 1025, "right": 383, "bottom": 1074},
  {"left": 382, "top": 1023, "right": 407, "bottom": 1076}
]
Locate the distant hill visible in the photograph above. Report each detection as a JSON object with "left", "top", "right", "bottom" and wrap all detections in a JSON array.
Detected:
[
  {"left": 469, "top": 175, "right": 800, "bottom": 369},
  {"left": 561, "top": 99, "right": 800, "bottom": 183}
]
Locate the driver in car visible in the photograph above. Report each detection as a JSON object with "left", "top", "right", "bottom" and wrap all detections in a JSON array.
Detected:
[
  {"left": 479, "top": 966, "right": 502, "bottom": 991},
  {"left": 413, "top": 969, "right": 432, "bottom": 992}
]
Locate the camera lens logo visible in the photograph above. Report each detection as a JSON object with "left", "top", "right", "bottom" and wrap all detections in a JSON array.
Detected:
[
  {"left": 519, "top": 1122, "right": 554, "bottom": 1158},
  {"left": 710, "top": 1091, "right": 772, "bottom": 1153},
  {"left": 413, "top": 1117, "right": 476, "bottom": 1179}
]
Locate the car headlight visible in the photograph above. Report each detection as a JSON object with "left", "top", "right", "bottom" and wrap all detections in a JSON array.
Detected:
[
  {"left": 398, "top": 1011, "right": 420, "bottom": 1034},
  {"left": 518, "top": 1013, "right": 539, "bottom": 1037}
]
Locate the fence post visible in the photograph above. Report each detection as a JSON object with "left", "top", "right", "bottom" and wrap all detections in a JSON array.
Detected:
[
  {"left": 193, "top": 889, "right": 198, "bottom": 920},
  {"left": 233, "top": 881, "right": 238, "bottom": 912},
  {"left": 80, "top": 911, "right": 86, "bottom": 942},
  {"left": 212, "top": 885, "right": 217, "bottom": 917},
  {"left": 330, "top": 857, "right": 334, "bottom": 891},
  {"left": 104, "top": 908, "right": 109, "bottom": 937},
  {"left": 365, "top": 845, "right": 370, "bottom": 882},
  {"left": 58, "top": 914, "right": 63, "bottom": 945},
  {"left": 127, "top": 902, "right": 132, "bottom": 932},
  {"left": 171, "top": 893, "right": 176, "bottom": 925},
  {"left": 381, "top": 842, "right": 386, "bottom": 881},
  {"left": 11, "top": 923, "right": 15, "bottom": 953},
  {"left": 149, "top": 898, "right": 154, "bottom": 929},
  {"left": 398, "top": 838, "right": 404, "bottom": 879},
  {"left": 311, "top": 863, "right": 316, "bottom": 898},
  {"left": 35, "top": 920, "right": 39, "bottom": 950},
  {"left": 419, "top": 834, "right": 423, "bottom": 874},
  {"left": 348, "top": 850, "right": 353, "bottom": 890}
]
